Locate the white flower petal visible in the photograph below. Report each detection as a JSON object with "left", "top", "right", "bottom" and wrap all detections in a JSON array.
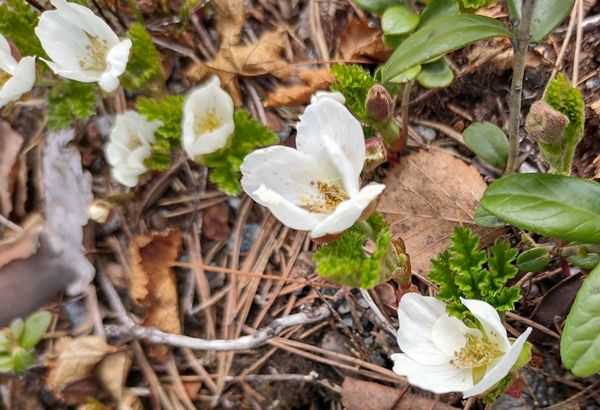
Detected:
[
  {"left": 296, "top": 98, "right": 365, "bottom": 179},
  {"left": 432, "top": 314, "right": 482, "bottom": 357},
  {"left": 0, "top": 36, "right": 17, "bottom": 74},
  {"left": 252, "top": 185, "right": 324, "bottom": 231},
  {"left": 111, "top": 166, "right": 141, "bottom": 188},
  {"left": 0, "top": 35, "right": 10, "bottom": 56},
  {"left": 463, "top": 327, "right": 533, "bottom": 397},
  {"left": 392, "top": 353, "right": 474, "bottom": 394},
  {"left": 182, "top": 76, "right": 235, "bottom": 158},
  {"left": 322, "top": 135, "right": 359, "bottom": 196},
  {"left": 310, "top": 90, "right": 346, "bottom": 105},
  {"left": 99, "top": 39, "right": 132, "bottom": 92},
  {"left": 461, "top": 298, "right": 511, "bottom": 351},
  {"left": 310, "top": 183, "right": 385, "bottom": 238},
  {"left": 49, "top": 0, "right": 119, "bottom": 46},
  {"left": 0, "top": 56, "right": 36, "bottom": 108}
]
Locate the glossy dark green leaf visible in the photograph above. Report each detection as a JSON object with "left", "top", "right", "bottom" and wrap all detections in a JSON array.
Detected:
[
  {"left": 352, "top": 0, "right": 402, "bottom": 14},
  {"left": 480, "top": 174, "right": 600, "bottom": 243},
  {"left": 388, "top": 65, "right": 421, "bottom": 84},
  {"left": 382, "top": 14, "right": 511, "bottom": 82},
  {"left": 509, "top": 0, "right": 573, "bottom": 44},
  {"left": 517, "top": 248, "right": 550, "bottom": 272},
  {"left": 417, "top": 59, "right": 454, "bottom": 88},
  {"left": 382, "top": 6, "right": 420, "bottom": 36},
  {"left": 20, "top": 311, "right": 52, "bottom": 350},
  {"left": 561, "top": 263, "right": 600, "bottom": 376},
  {"left": 565, "top": 252, "right": 600, "bottom": 270},
  {"left": 419, "top": 0, "right": 460, "bottom": 28},
  {"left": 463, "top": 122, "right": 508, "bottom": 170},
  {"left": 382, "top": 33, "right": 408, "bottom": 49},
  {"left": 474, "top": 206, "right": 505, "bottom": 229}
]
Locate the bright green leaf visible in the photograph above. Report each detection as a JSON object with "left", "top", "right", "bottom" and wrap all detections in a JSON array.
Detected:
[
  {"left": 0, "top": 0, "right": 46, "bottom": 60},
  {"left": 20, "top": 311, "right": 51, "bottom": 350},
  {"left": 382, "top": 34, "right": 407, "bottom": 49},
  {"left": 204, "top": 109, "right": 279, "bottom": 196},
  {"left": 0, "top": 353, "right": 13, "bottom": 372},
  {"left": 137, "top": 95, "right": 184, "bottom": 146},
  {"left": 474, "top": 206, "right": 505, "bottom": 229},
  {"left": 417, "top": 59, "right": 454, "bottom": 88},
  {"left": 121, "top": 23, "right": 163, "bottom": 90},
  {"left": 564, "top": 252, "right": 600, "bottom": 270},
  {"left": 0, "top": 332, "right": 10, "bottom": 353},
  {"left": 330, "top": 64, "right": 377, "bottom": 122},
  {"left": 381, "top": 6, "right": 419, "bottom": 36},
  {"left": 418, "top": 0, "right": 460, "bottom": 28},
  {"left": 387, "top": 65, "right": 421, "bottom": 84},
  {"left": 382, "top": 14, "right": 511, "bottom": 82},
  {"left": 351, "top": 0, "right": 403, "bottom": 14},
  {"left": 11, "top": 346, "right": 34, "bottom": 373},
  {"left": 46, "top": 81, "right": 99, "bottom": 131},
  {"left": 517, "top": 248, "right": 550, "bottom": 272},
  {"left": 463, "top": 122, "right": 508, "bottom": 170},
  {"left": 509, "top": 0, "right": 574, "bottom": 44},
  {"left": 561, "top": 263, "right": 600, "bottom": 376},
  {"left": 480, "top": 174, "right": 600, "bottom": 243},
  {"left": 9, "top": 319, "right": 24, "bottom": 342}
]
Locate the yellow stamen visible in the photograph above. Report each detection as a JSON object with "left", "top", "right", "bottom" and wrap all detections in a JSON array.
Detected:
[
  {"left": 299, "top": 181, "right": 349, "bottom": 213},
  {"left": 0, "top": 69, "right": 11, "bottom": 87},
  {"left": 194, "top": 109, "right": 222, "bottom": 134}
]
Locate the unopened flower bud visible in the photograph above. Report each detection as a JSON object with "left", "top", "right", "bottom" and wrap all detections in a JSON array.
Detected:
[
  {"left": 366, "top": 85, "right": 394, "bottom": 122},
  {"left": 87, "top": 199, "right": 114, "bottom": 224},
  {"left": 525, "top": 101, "right": 569, "bottom": 144},
  {"left": 364, "top": 137, "right": 388, "bottom": 173}
]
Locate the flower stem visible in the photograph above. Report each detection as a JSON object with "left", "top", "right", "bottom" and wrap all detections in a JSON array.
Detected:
[
  {"left": 124, "top": 0, "right": 145, "bottom": 25},
  {"left": 505, "top": 0, "right": 537, "bottom": 174},
  {"left": 353, "top": 220, "right": 376, "bottom": 242}
]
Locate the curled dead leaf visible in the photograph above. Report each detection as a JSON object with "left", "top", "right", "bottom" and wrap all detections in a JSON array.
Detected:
[
  {"left": 266, "top": 68, "right": 335, "bottom": 107},
  {"left": 0, "top": 121, "right": 24, "bottom": 217},
  {"left": 338, "top": 17, "right": 392, "bottom": 62}
]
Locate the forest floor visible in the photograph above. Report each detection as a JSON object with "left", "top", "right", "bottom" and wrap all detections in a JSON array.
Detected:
[{"left": 2, "top": 0, "right": 600, "bottom": 409}]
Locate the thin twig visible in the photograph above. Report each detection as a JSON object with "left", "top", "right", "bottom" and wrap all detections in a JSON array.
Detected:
[
  {"left": 550, "top": 4, "right": 578, "bottom": 81},
  {"left": 386, "top": 383, "right": 410, "bottom": 410},
  {"left": 572, "top": 0, "right": 584, "bottom": 86},
  {"left": 505, "top": 0, "right": 537, "bottom": 174},
  {"left": 359, "top": 288, "right": 397, "bottom": 337},
  {"left": 505, "top": 311, "right": 560, "bottom": 339},
  {"left": 104, "top": 305, "right": 331, "bottom": 351}
]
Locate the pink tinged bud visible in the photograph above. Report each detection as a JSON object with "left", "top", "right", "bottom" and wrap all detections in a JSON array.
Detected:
[
  {"left": 366, "top": 84, "right": 394, "bottom": 122},
  {"left": 5, "top": 37, "right": 21, "bottom": 61},
  {"left": 86, "top": 199, "right": 114, "bottom": 224},
  {"left": 311, "top": 231, "right": 345, "bottom": 244},
  {"left": 364, "top": 137, "right": 388, "bottom": 173},
  {"left": 525, "top": 101, "right": 569, "bottom": 144}
]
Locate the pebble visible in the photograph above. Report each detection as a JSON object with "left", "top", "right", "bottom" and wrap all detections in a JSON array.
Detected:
[
  {"left": 585, "top": 76, "right": 600, "bottom": 90},
  {"left": 413, "top": 125, "right": 437, "bottom": 141},
  {"left": 226, "top": 223, "right": 260, "bottom": 252},
  {"left": 227, "top": 197, "right": 241, "bottom": 210},
  {"left": 518, "top": 161, "right": 539, "bottom": 174}
]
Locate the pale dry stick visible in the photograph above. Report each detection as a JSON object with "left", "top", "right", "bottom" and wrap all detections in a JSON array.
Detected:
[
  {"left": 243, "top": 79, "right": 269, "bottom": 126},
  {"left": 190, "top": 13, "right": 217, "bottom": 58},
  {"left": 181, "top": 347, "right": 218, "bottom": 395},
  {"left": 515, "top": 270, "right": 536, "bottom": 288},
  {"left": 152, "top": 37, "right": 200, "bottom": 63},
  {"left": 550, "top": 6, "right": 578, "bottom": 81},
  {"left": 572, "top": 0, "right": 585, "bottom": 86},
  {"left": 411, "top": 118, "right": 466, "bottom": 146},
  {"left": 96, "top": 259, "right": 135, "bottom": 328},
  {"left": 84, "top": 284, "right": 106, "bottom": 339},
  {"left": 162, "top": 197, "right": 229, "bottom": 218},
  {"left": 103, "top": 305, "right": 331, "bottom": 350},
  {"left": 359, "top": 288, "right": 397, "bottom": 337},
  {"left": 309, "top": 0, "right": 330, "bottom": 67},
  {"left": 505, "top": 311, "right": 560, "bottom": 339},
  {"left": 165, "top": 357, "right": 196, "bottom": 410},
  {"left": 463, "top": 397, "right": 477, "bottom": 410},
  {"left": 132, "top": 341, "right": 175, "bottom": 410},
  {"left": 158, "top": 191, "right": 225, "bottom": 206},
  {"left": 544, "top": 379, "right": 600, "bottom": 410},
  {"left": 189, "top": 284, "right": 231, "bottom": 315},
  {"left": 0, "top": 214, "right": 23, "bottom": 233}
]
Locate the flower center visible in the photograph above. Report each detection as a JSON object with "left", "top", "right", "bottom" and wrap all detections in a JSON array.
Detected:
[
  {"left": 194, "top": 109, "right": 222, "bottom": 135},
  {"left": 299, "top": 180, "right": 349, "bottom": 214},
  {"left": 80, "top": 34, "right": 109, "bottom": 71},
  {"left": 126, "top": 133, "right": 143, "bottom": 150},
  {"left": 451, "top": 333, "right": 502, "bottom": 368},
  {"left": 0, "top": 69, "right": 11, "bottom": 87}
]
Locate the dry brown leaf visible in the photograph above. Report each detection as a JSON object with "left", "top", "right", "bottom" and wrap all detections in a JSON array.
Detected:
[
  {"left": 589, "top": 99, "right": 600, "bottom": 118},
  {"left": 265, "top": 68, "right": 335, "bottom": 107},
  {"left": 342, "top": 377, "right": 458, "bottom": 410},
  {"left": 47, "top": 336, "right": 118, "bottom": 390},
  {"left": 202, "top": 203, "right": 231, "bottom": 241},
  {"left": 95, "top": 349, "right": 142, "bottom": 409},
  {"left": 0, "top": 213, "right": 43, "bottom": 269},
  {"left": 0, "top": 121, "right": 23, "bottom": 217},
  {"left": 378, "top": 149, "right": 491, "bottom": 276},
  {"left": 129, "top": 229, "right": 182, "bottom": 359},
  {"left": 212, "top": 0, "right": 245, "bottom": 46},
  {"left": 338, "top": 17, "right": 392, "bottom": 62},
  {"left": 187, "top": 28, "right": 293, "bottom": 106}
]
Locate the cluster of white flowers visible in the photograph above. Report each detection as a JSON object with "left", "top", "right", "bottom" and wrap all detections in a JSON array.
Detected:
[
  {"left": 0, "top": 35, "right": 36, "bottom": 108},
  {"left": 392, "top": 293, "right": 532, "bottom": 398}
]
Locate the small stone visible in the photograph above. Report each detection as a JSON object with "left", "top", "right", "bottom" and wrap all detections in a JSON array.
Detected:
[
  {"left": 518, "top": 161, "right": 539, "bottom": 174},
  {"left": 226, "top": 223, "right": 260, "bottom": 252},
  {"left": 413, "top": 125, "right": 436, "bottom": 141},
  {"left": 371, "top": 351, "right": 385, "bottom": 366},
  {"left": 585, "top": 76, "right": 600, "bottom": 90},
  {"left": 338, "top": 301, "right": 350, "bottom": 315}
]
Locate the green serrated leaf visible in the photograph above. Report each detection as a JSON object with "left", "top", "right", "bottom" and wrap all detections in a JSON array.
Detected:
[
  {"left": 204, "top": 109, "right": 279, "bottom": 196},
  {"left": 561, "top": 263, "right": 600, "bottom": 376},
  {"left": 381, "top": 6, "right": 419, "bottom": 36},
  {"left": 121, "top": 23, "right": 163, "bottom": 90},
  {"left": 313, "top": 212, "right": 393, "bottom": 289},
  {"left": 487, "top": 240, "right": 518, "bottom": 293},
  {"left": 463, "top": 122, "right": 508, "bottom": 170},
  {"left": 449, "top": 227, "right": 487, "bottom": 299},
  {"left": 46, "top": 81, "right": 99, "bottom": 131},
  {"left": 20, "top": 311, "right": 51, "bottom": 350},
  {"left": 137, "top": 95, "right": 184, "bottom": 145},
  {"left": 0, "top": 0, "right": 46, "bottom": 61},
  {"left": 417, "top": 59, "right": 454, "bottom": 89},
  {"left": 480, "top": 174, "right": 600, "bottom": 243},
  {"left": 382, "top": 14, "right": 511, "bottom": 82},
  {"left": 330, "top": 64, "right": 377, "bottom": 122},
  {"left": 517, "top": 248, "right": 550, "bottom": 272}
]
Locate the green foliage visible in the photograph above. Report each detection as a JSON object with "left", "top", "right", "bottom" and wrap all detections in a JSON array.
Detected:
[
  {"left": 509, "top": 0, "right": 574, "bottom": 44},
  {"left": 46, "top": 81, "right": 99, "bottom": 131},
  {"left": 0, "top": 310, "right": 52, "bottom": 374},
  {"left": 204, "top": 109, "right": 279, "bottom": 196},
  {"left": 313, "top": 212, "right": 394, "bottom": 289},
  {"left": 534, "top": 73, "right": 585, "bottom": 175},
  {"left": 137, "top": 95, "right": 185, "bottom": 170},
  {"left": 463, "top": 122, "right": 509, "bottom": 170},
  {"left": 561, "top": 263, "right": 600, "bottom": 376},
  {"left": 351, "top": 0, "right": 400, "bottom": 14},
  {"left": 121, "top": 23, "right": 163, "bottom": 90},
  {"left": 481, "top": 374, "right": 515, "bottom": 404},
  {"left": 428, "top": 227, "right": 521, "bottom": 317},
  {"left": 516, "top": 248, "right": 551, "bottom": 272},
  {"left": 480, "top": 174, "right": 600, "bottom": 244},
  {"left": 381, "top": 6, "right": 419, "bottom": 36},
  {"left": 0, "top": 0, "right": 46, "bottom": 60},
  {"left": 461, "top": 0, "right": 487, "bottom": 8},
  {"left": 416, "top": 59, "right": 454, "bottom": 89},
  {"left": 330, "top": 64, "right": 377, "bottom": 122}
]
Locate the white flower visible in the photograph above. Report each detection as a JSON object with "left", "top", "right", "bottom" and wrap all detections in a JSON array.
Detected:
[
  {"left": 0, "top": 35, "right": 36, "bottom": 108},
  {"left": 240, "top": 98, "right": 385, "bottom": 240},
  {"left": 392, "top": 293, "right": 532, "bottom": 398},
  {"left": 105, "top": 111, "right": 162, "bottom": 187},
  {"left": 35, "top": 0, "right": 132, "bottom": 93},
  {"left": 182, "top": 76, "right": 235, "bottom": 160},
  {"left": 310, "top": 90, "right": 346, "bottom": 105}
]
